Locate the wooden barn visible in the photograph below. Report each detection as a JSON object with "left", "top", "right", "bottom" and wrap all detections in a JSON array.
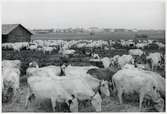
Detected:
[{"left": 2, "top": 24, "right": 32, "bottom": 43}]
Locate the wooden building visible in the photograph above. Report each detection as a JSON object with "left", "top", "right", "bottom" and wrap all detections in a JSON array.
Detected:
[{"left": 2, "top": 24, "right": 32, "bottom": 43}]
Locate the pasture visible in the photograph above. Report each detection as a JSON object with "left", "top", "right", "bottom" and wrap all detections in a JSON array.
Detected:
[
  {"left": 31, "top": 31, "right": 165, "bottom": 41},
  {"left": 2, "top": 40, "right": 165, "bottom": 112}
]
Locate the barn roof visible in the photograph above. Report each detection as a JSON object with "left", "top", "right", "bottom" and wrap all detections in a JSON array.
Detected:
[{"left": 2, "top": 24, "right": 32, "bottom": 35}]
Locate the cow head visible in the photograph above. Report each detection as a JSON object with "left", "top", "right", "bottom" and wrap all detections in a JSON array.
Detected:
[
  {"left": 14, "top": 60, "right": 21, "bottom": 69},
  {"left": 66, "top": 94, "right": 78, "bottom": 112},
  {"left": 130, "top": 58, "right": 135, "bottom": 65},
  {"left": 29, "top": 61, "right": 39, "bottom": 68},
  {"left": 60, "top": 63, "right": 70, "bottom": 75},
  {"left": 152, "top": 86, "right": 164, "bottom": 112},
  {"left": 146, "top": 58, "right": 152, "bottom": 69},
  {"left": 153, "top": 98, "right": 164, "bottom": 112},
  {"left": 149, "top": 85, "right": 164, "bottom": 112},
  {"left": 99, "top": 80, "right": 110, "bottom": 97}
]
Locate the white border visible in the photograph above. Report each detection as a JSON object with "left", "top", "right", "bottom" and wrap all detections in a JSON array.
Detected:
[{"left": 0, "top": 0, "right": 166, "bottom": 113}]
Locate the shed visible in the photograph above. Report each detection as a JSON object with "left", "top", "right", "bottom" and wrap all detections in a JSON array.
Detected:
[{"left": 2, "top": 24, "right": 32, "bottom": 43}]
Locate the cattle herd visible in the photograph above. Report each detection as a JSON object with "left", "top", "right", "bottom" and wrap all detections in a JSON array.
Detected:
[{"left": 2, "top": 39, "right": 166, "bottom": 112}]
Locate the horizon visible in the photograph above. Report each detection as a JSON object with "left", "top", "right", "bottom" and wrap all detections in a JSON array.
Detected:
[
  {"left": 1, "top": 23, "right": 165, "bottom": 31},
  {"left": 2, "top": 1, "right": 165, "bottom": 30}
]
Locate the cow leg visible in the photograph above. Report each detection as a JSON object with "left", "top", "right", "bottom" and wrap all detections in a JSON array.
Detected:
[
  {"left": 51, "top": 97, "right": 56, "bottom": 112},
  {"left": 25, "top": 85, "right": 31, "bottom": 109},
  {"left": 13, "top": 88, "right": 20, "bottom": 103},
  {"left": 25, "top": 85, "right": 36, "bottom": 109},
  {"left": 25, "top": 93, "right": 34, "bottom": 109},
  {"left": 152, "top": 65, "right": 154, "bottom": 71},
  {"left": 118, "top": 89, "right": 123, "bottom": 104},
  {"left": 91, "top": 93, "right": 102, "bottom": 112},
  {"left": 139, "top": 93, "right": 144, "bottom": 112}
]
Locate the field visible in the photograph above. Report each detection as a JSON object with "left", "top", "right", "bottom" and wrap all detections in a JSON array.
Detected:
[
  {"left": 2, "top": 31, "right": 166, "bottom": 112},
  {"left": 2, "top": 45, "right": 165, "bottom": 112},
  {"left": 2, "top": 84, "right": 155, "bottom": 112},
  {"left": 31, "top": 31, "right": 165, "bottom": 41}
]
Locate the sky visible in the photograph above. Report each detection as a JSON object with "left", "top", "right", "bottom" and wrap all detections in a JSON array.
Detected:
[{"left": 1, "top": 0, "right": 165, "bottom": 30}]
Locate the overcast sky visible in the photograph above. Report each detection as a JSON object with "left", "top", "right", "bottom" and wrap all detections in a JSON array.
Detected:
[{"left": 2, "top": 0, "right": 165, "bottom": 30}]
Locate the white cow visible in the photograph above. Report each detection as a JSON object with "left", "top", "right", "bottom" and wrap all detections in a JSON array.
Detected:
[
  {"left": 2, "top": 60, "right": 21, "bottom": 102},
  {"left": 143, "top": 71, "right": 165, "bottom": 98},
  {"left": 28, "top": 43, "right": 38, "bottom": 51},
  {"left": 122, "top": 63, "right": 151, "bottom": 71},
  {"left": 136, "top": 43, "right": 147, "bottom": 49},
  {"left": 25, "top": 76, "right": 78, "bottom": 112},
  {"left": 42, "top": 47, "right": 54, "bottom": 54},
  {"left": 101, "top": 57, "right": 111, "bottom": 68},
  {"left": 117, "top": 55, "right": 134, "bottom": 68},
  {"left": 155, "top": 42, "right": 165, "bottom": 49},
  {"left": 2, "top": 68, "right": 20, "bottom": 94},
  {"left": 61, "top": 64, "right": 98, "bottom": 76},
  {"left": 26, "top": 61, "right": 64, "bottom": 77},
  {"left": 135, "top": 63, "right": 151, "bottom": 71},
  {"left": 129, "top": 49, "right": 144, "bottom": 56},
  {"left": 92, "top": 53, "right": 100, "bottom": 60},
  {"left": 59, "top": 48, "right": 76, "bottom": 56},
  {"left": 110, "top": 55, "right": 120, "bottom": 67},
  {"left": 122, "top": 64, "right": 135, "bottom": 69},
  {"left": 26, "top": 75, "right": 109, "bottom": 112},
  {"left": 146, "top": 52, "right": 162, "bottom": 71},
  {"left": 112, "top": 68, "right": 164, "bottom": 111},
  {"left": 2, "top": 60, "right": 21, "bottom": 69}
]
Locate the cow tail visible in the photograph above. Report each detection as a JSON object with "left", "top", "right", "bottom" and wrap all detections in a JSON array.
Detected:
[{"left": 25, "top": 82, "right": 35, "bottom": 109}]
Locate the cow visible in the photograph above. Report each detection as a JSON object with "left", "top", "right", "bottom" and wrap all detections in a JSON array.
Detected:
[
  {"left": 129, "top": 49, "right": 144, "bottom": 56},
  {"left": 143, "top": 71, "right": 165, "bottom": 99},
  {"left": 117, "top": 55, "right": 134, "bottom": 68},
  {"left": 87, "top": 67, "right": 118, "bottom": 95},
  {"left": 26, "top": 61, "right": 65, "bottom": 77},
  {"left": 101, "top": 57, "right": 112, "bottom": 68},
  {"left": 146, "top": 52, "right": 162, "bottom": 71},
  {"left": 92, "top": 53, "right": 100, "bottom": 60},
  {"left": 112, "top": 68, "right": 164, "bottom": 111},
  {"left": 110, "top": 55, "right": 120, "bottom": 68},
  {"left": 2, "top": 60, "right": 21, "bottom": 103},
  {"left": 2, "top": 60, "right": 21, "bottom": 69},
  {"left": 25, "top": 76, "right": 78, "bottom": 112},
  {"left": 87, "top": 67, "right": 117, "bottom": 82},
  {"left": 25, "top": 75, "right": 110, "bottom": 112},
  {"left": 61, "top": 64, "right": 98, "bottom": 76}
]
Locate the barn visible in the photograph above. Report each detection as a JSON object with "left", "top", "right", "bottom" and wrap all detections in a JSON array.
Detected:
[{"left": 2, "top": 24, "right": 32, "bottom": 43}]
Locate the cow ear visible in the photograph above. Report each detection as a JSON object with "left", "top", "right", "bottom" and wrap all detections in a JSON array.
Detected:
[
  {"left": 8, "top": 87, "right": 13, "bottom": 93},
  {"left": 100, "top": 80, "right": 105, "bottom": 86},
  {"left": 71, "top": 94, "right": 75, "bottom": 98},
  {"left": 68, "top": 99, "right": 73, "bottom": 105},
  {"left": 64, "top": 63, "right": 69, "bottom": 67},
  {"left": 29, "top": 62, "right": 32, "bottom": 67},
  {"left": 99, "top": 81, "right": 102, "bottom": 85},
  {"left": 153, "top": 86, "right": 156, "bottom": 90},
  {"left": 108, "top": 81, "right": 112, "bottom": 86},
  {"left": 66, "top": 99, "right": 73, "bottom": 107}
]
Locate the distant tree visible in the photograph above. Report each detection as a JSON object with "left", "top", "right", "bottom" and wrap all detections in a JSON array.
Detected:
[
  {"left": 135, "top": 34, "right": 148, "bottom": 38},
  {"left": 90, "top": 32, "right": 95, "bottom": 36}
]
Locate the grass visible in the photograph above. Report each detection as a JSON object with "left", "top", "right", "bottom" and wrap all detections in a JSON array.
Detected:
[
  {"left": 31, "top": 31, "right": 165, "bottom": 41},
  {"left": 2, "top": 84, "right": 157, "bottom": 112}
]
